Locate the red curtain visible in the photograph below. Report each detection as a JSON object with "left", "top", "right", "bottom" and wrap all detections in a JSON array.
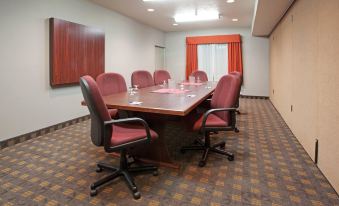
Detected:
[
  {"left": 185, "top": 34, "right": 243, "bottom": 79},
  {"left": 185, "top": 44, "right": 198, "bottom": 80},
  {"left": 228, "top": 42, "right": 243, "bottom": 74},
  {"left": 186, "top": 34, "right": 241, "bottom": 44}
]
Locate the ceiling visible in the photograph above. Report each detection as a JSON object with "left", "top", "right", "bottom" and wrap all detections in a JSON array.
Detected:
[
  {"left": 251, "top": 0, "right": 295, "bottom": 36},
  {"left": 91, "top": 0, "right": 256, "bottom": 32}
]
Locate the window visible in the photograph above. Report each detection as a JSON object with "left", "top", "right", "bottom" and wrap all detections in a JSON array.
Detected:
[{"left": 197, "top": 44, "right": 228, "bottom": 81}]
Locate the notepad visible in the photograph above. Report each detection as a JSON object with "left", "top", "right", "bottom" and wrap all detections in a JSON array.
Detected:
[{"left": 129, "top": 101, "right": 143, "bottom": 105}]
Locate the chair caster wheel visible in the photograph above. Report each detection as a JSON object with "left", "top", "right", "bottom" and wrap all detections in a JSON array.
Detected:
[
  {"left": 227, "top": 155, "right": 234, "bottom": 161},
  {"left": 234, "top": 128, "right": 239, "bottom": 133},
  {"left": 220, "top": 143, "right": 226, "bottom": 149},
  {"left": 133, "top": 191, "right": 141, "bottom": 199},
  {"left": 90, "top": 189, "right": 98, "bottom": 197},
  {"left": 180, "top": 148, "right": 186, "bottom": 154},
  {"left": 131, "top": 186, "right": 138, "bottom": 192},
  {"left": 96, "top": 167, "right": 103, "bottom": 173},
  {"left": 90, "top": 184, "right": 95, "bottom": 190},
  {"left": 198, "top": 161, "right": 206, "bottom": 167},
  {"left": 153, "top": 170, "right": 159, "bottom": 176}
]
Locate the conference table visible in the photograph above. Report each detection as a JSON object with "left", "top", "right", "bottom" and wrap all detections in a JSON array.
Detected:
[{"left": 102, "top": 81, "right": 217, "bottom": 168}]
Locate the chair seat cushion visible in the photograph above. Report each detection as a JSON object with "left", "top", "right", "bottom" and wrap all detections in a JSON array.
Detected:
[
  {"left": 108, "top": 109, "right": 118, "bottom": 118},
  {"left": 111, "top": 124, "right": 158, "bottom": 146},
  {"left": 193, "top": 113, "right": 228, "bottom": 131}
]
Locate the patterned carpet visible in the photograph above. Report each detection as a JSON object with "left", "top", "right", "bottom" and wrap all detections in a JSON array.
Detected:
[{"left": 0, "top": 99, "right": 338, "bottom": 206}]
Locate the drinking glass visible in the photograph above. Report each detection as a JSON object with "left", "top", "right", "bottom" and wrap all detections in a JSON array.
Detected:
[
  {"left": 133, "top": 85, "right": 139, "bottom": 93},
  {"left": 168, "top": 79, "right": 175, "bottom": 88},
  {"left": 189, "top": 76, "right": 195, "bottom": 83},
  {"left": 128, "top": 87, "right": 135, "bottom": 103},
  {"left": 180, "top": 83, "right": 184, "bottom": 90}
]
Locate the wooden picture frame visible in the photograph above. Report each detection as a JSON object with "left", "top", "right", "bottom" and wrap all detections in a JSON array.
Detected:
[{"left": 49, "top": 18, "right": 105, "bottom": 87}]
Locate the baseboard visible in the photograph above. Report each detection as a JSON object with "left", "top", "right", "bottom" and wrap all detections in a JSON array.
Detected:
[
  {"left": 0, "top": 115, "right": 90, "bottom": 150},
  {"left": 240, "top": 95, "right": 269, "bottom": 99}
]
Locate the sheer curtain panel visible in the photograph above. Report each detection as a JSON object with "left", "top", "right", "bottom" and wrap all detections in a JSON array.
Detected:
[{"left": 198, "top": 44, "right": 228, "bottom": 81}]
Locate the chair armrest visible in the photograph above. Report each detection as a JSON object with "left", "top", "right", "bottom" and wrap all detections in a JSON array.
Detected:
[
  {"left": 201, "top": 108, "right": 237, "bottom": 131},
  {"left": 103, "top": 117, "right": 152, "bottom": 149},
  {"left": 104, "top": 117, "right": 152, "bottom": 141}
]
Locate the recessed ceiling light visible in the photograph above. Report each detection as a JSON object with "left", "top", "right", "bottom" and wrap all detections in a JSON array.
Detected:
[
  {"left": 174, "top": 10, "right": 219, "bottom": 23},
  {"left": 227, "top": 0, "right": 235, "bottom": 3},
  {"left": 232, "top": 18, "right": 238, "bottom": 22},
  {"left": 173, "top": 23, "right": 178, "bottom": 26},
  {"left": 147, "top": 8, "right": 155, "bottom": 12}
]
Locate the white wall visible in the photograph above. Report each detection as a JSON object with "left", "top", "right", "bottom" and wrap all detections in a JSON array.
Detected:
[
  {"left": 0, "top": 0, "right": 165, "bottom": 141},
  {"left": 165, "top": 27, "right": 269, "bottom": 96}
]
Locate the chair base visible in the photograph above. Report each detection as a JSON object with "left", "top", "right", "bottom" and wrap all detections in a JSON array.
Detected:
[
  {"left": 90, "top": 151, "right": 158, "bottom": 199},
  {"left": 181, "top": 136, "right": 234, "bottom": 167}
]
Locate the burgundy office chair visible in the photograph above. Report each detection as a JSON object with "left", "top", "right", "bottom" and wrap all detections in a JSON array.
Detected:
[
  {"left": 131, "top": 70, "right": 154, "bottom": 88},
  {"left": 96, "top": 72, "right": 127, "bottom": 118},
  {"left": 154, "top": 70, "right": 171, "bottom": 85},
  {"left": 80, "top": 75, "right": 158, "bottom": 199},
  {"left": 229, "top": 71, "right": 243, "bottom": 114},
  {"left": 181, "top": 75, "right": 239, "bottom": 167},
  {"left": 191, "top": 70, "right": 208, "bottom": 82},
  {"left": 229, "top": 71, "right": 243, "bottom": 84}
]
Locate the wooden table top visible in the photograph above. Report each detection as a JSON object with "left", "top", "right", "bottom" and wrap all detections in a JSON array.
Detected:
[{"left": 102, "top": 81, "right": 217, "bottom": 116}]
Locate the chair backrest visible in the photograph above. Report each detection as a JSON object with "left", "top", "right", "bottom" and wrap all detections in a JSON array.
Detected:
[
  {"left": 154, "top": 70, "right": 171, "bottom": 85},
  {"left": 211, "top": 75, "right": 238, "bottom": 122},
  {"left": 80, "top": 75, "right": 112, "bottom": 146},
  {"left": 229, "top": 71, "right": 243, "bottom": 84},
  {"left": 191, "top": 70, "right": 208, "bottom": 82},
  {"left": 131, "top": 70, "right": 154, "bottom": 88},
  {"left": 229, "top": 72, "right": 242, "bottom": 104},
  {"left": 96, "top": 72, "right": 127, "bottom": 96}
]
